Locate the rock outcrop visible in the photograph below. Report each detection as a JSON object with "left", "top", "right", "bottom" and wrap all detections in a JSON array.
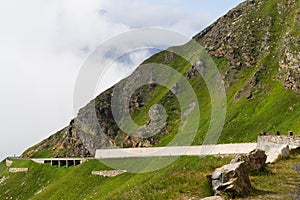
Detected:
[
  {"left": 230, "top": 149, "right": 267, "bottom": 172},
  {"left": 210, "top": 161, "right": 251, "bottom": 196},
  {"left": 21, "top": 123, "right": 91, "bottom": 158},
  {"left": 209, "top": 149, "right": 267, "bottom": 197}
]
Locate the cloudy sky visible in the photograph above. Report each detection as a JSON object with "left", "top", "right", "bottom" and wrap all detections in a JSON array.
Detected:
[{"left": 0, "top": 0, "right": 243, "bottom": 160}]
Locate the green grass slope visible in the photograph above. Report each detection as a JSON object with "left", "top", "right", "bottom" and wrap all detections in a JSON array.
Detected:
[
  {"left": 0, "top": 156, "right": 229, "bottom": 200},
  {"left": 1, "top": 152, "right": 300, "bottom": 199}
]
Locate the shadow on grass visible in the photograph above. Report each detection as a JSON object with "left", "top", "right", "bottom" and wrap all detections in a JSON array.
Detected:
[
  {"left": 221, "top": 188, "right": 277, "bottom": 199},
  {"left": 290, "top": 147, "right": 300, "bottom": 155},
  {"left": 249, "top": 166, "right": 273, "bottom": 176},
  {"left": 249, "top": 187, "right": 278, "bottom": 198}
]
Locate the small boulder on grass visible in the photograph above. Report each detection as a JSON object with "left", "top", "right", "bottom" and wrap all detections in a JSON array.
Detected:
[{"left": 210, "top": 161, "right": 251, "bottom": 197}]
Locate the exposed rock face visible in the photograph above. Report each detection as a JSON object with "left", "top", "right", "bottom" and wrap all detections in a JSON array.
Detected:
[
  {"left": 74, "top": 73, "right": 172, "bottom": 155},
  {"left": 22, "top": 122, "right": 91, "bottom": 158},
  {"left": 195, "top": 0, "right": 300, "bottom": 93},
  {"left": 278, "top": 5, "right": 300, "bottom": 91},
  {"left": 186, "top": 60, "right": 206, "bottom": 79},
  {"left": 194, "top": 0, "right": 271, "bottom": 69},
  {"left": 211, "top": 161, "right": 251, "bottom": 196},
  {"left": 257, "top": 142, "right": 289, "bottom": 163},
  {"left": 230, "top": 149, "right": 267, "bottom": 172}
]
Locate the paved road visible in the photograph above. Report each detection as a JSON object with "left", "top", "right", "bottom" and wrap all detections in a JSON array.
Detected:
[{"left": 95, "top": 143, "right": 257, "bottom": 158}]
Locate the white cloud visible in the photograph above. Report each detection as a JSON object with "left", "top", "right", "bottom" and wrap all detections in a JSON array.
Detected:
[
  {"left": 100, "top": 0, "right": 215, "bottom": 36},
  {"left": 96, "top": 49, "right": 158, "bottom": 94}
]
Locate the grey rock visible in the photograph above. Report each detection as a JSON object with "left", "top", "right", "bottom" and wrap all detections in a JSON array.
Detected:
[
  {"left": 292, "top": 164, "right": 300, "bottom": 174},
  {"left": 230, "top": 149, "right": 266, "bottom": 172},
  {"left": 211, "top": 161, "right": 251, "bottom": 196}
]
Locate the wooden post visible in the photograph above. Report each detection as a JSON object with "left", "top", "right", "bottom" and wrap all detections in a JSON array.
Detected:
[{"left": 276, "top": 131, "right": 280, "bottom": 135}]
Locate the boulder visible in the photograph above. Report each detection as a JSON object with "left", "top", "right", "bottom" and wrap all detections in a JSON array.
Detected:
[
  {"left": 230, "top": 149, "right": 267, "bottom": 172},
  {"left": 256, "top": 142, "right": 289, "bottom": 163},
  {"left": 211, "top": 161, "right": 251, "bottom": 196}
]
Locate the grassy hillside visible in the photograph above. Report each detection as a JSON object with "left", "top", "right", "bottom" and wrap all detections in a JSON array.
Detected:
[
  {"left": 0, "top": 156, "right": 228, "bottom": 200},
  {"left": 1, "top": 152, "right": 300, "bottom": 199}
]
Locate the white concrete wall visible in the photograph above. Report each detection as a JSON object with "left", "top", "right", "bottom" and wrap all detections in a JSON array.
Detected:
[{"left": 95, "top": 143, "right": 257, "bottom": 159}]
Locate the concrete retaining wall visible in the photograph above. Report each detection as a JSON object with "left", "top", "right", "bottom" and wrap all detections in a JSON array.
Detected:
[{"left": 95, "top": 143, "right": 257, "bottom": 159}]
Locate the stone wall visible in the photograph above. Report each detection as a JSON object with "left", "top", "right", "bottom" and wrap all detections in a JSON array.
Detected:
[{"left": 257, "top": 135, "right": 300, "bottom": 149}]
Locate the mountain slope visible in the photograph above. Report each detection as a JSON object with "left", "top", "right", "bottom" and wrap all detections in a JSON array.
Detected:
[
  {"left": 2, "top": 153, "right": 300, "bottom": 199},
  {"left": 22, "top": 0, "right": 300, "bottom": 158}
]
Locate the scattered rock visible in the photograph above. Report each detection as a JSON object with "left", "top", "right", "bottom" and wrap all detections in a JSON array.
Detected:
[
  {"left": 5, "top": 159, "right": 13, "bottom": 167},
  {"left": 164, "top": 52, "right": 174, "bottom": 63},
  {"left": 230, "top": 149, "right": 267, "bottom": 172},
  {"left": 292, "top": 164, "right": 300, "bottom": 174},
  {"left": 9, "top": 168, "right": 28, "bottom": 173},
  {"left": 201, "top": 196, "right": 224, "bottom": 200},
  {"left": 290, "top": 193, "right": 300, "bottom": 200},
  {"left": 248, "top": 0, "right": 255, "bottom": 5},
  {"left": 171, "top": 83, "right": 179, "bottom": 94},
  {"left": 256, "top": 143, "right": 289, "bottom": 163},
  {"left": 0, "top": 176, "right": 8, "bottom": 184},
  {"left": 210, "top": 161, "right": 251, "bottom": 196},
  {"left": 92, "top": 170, "right": 127, "bottom": 177}
]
